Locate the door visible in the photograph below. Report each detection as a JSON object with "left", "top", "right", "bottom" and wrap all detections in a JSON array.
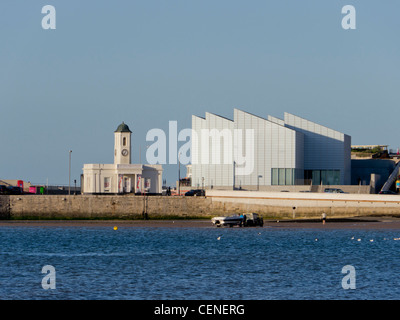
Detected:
[{"left": 126, "top": 177, "right": 131, "bottom": 193}]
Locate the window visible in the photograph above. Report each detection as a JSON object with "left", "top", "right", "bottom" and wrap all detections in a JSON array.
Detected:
[
  {"left": 145, "top": 178, "right": 151, "bottom": 189},
  {"left": 123, "top": 137, "right": 126, "bottom": 146},
  {"left": 312, "top": 170, "right": 320, "bottom": 186},
  {"left": 104, "top": 177, "right": 110, "bottom": 190},
  {"left": 278, "top": 168, "right": 285, "bottom": 185},
  {"left": 271, "top": 168, "right": 295, "bottom": 185},
  {"left": 272, "top": 169, "right": 279, "bottom": 185},
  {"left": 285, "top": 168, "right": 293, "bottom": 185},
  {"left": 305, "top": 170, "right": 340, "bottom": 185}
]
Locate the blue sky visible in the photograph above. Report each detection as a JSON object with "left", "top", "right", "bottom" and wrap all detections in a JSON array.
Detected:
[{"left": 1, "top": 1, "right": 399, "bottom": 186}]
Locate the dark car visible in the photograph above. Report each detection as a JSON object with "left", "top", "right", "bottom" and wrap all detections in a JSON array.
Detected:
[
  {"left": 0, "top": 185, "right": 9, "bottom": 195},
  {"left": 7, "top": 186, "right": 23, "bottom": 195},
  {"left": 379, "top": 190, "right": 397, "bottom": 195},
  {"left": 324, "top": 188, "right": 347, "bottom": 194},
  {"left": 185, "top": 189, "right": 205, "bottom": 196}
]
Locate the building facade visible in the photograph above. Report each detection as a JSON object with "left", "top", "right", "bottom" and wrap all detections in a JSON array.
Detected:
[
  {"left": 82, "top": 122, "right": 163, "bottom": 194},
  {"left": 191, "top": 109, "right": 351, "bottom": 189}
]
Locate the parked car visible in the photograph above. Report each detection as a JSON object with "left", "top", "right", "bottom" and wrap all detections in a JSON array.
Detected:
[
  {"left": 185, "top": 189, "right": 205, "bottom": 196},
  {"left": 0, "top": 185, "right": 9, "bottom": 195},
  {"left": 7, "top": 186, "right": 23, "bottom": 195},
  {"left": 211, "top": 215, "right": 243, "bottom": 227},
  {"left": 324, "top": 188, "right": 347, "bottom": 194},
  {"left": 379, "top": 190, "right": 397, "bottom": 195},
  {"left": 211, "top": 213, "right": 263, "bottom": 227},
  {"left": 243, "top": 213, "right": 264, "bottom": 227}
]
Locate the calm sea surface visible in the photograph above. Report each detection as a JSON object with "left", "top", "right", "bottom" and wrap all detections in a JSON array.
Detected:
[{"left": 1, "top": 225, "right": 400, "bottom": 300}]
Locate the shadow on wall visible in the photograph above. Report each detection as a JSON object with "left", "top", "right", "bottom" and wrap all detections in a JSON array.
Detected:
[
  {"left": 0, "top": 196, "right": 10, "bottom": 219},
  {"left": 351, "top": 159, "right": 396, "bottom": 191}
]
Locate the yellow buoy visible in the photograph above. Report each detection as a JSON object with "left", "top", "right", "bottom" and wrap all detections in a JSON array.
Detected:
[{"left": 113, "top": 226, "right": 118, "bottom": 231}]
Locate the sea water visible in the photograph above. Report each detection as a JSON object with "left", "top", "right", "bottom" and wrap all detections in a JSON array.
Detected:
[{"left": 1, "top": 225, "right": 400, "bottom": 300}]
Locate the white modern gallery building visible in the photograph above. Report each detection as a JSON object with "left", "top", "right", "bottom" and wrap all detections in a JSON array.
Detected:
[
  {"left": 82, "top": 122, "right": 163, "bottom": 194},
  {"left": 191, "top": 109, "right": 351, "bottom": 189}
]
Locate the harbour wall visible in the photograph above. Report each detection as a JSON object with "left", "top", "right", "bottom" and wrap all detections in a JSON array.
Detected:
[
  {"left": 1, "top": 195, "right": 212, "bottom": 220},
  {"left": 206, "top": 190, "right": 400, "bottom": 218},
  {"left": 1, "top": 191, "right": 400, "bottom": 220}
]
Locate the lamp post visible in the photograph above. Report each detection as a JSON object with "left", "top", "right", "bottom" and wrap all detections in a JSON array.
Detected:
[
  {"left": 69, "top": 150, "right": 72, "bottom": 196},
  {"left": 233, "top": 161, "right": 236, "bottom": 190},
  {"left": 257, "top": 175, "right": 263, "bottom": 191}
]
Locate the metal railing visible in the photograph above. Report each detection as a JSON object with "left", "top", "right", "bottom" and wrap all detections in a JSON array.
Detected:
[{"left": 380, "top": 161, "right": 400, "bottom": 192}]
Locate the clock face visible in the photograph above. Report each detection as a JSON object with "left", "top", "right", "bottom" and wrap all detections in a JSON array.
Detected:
[{"left": 121, "top": 149, "right": 129, "bottom": 156}]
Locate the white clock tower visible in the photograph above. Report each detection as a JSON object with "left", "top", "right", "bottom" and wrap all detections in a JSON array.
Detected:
[
  {"left": 83, "top": 121, "right": 162, "bottom": 195},
  {"left": 114, "top": 122, "right": 132, "bottom": 164}
]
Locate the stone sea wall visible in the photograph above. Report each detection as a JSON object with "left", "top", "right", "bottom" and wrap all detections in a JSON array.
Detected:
[
  {"left": 5, "top": 195, "right": 212, "bottom": 220},
  {"left": 1, "top": 191, "right": 400, "bottom": 220},
  {"left": 207, "top": 190, "right": 400, "bottom": 218}
]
